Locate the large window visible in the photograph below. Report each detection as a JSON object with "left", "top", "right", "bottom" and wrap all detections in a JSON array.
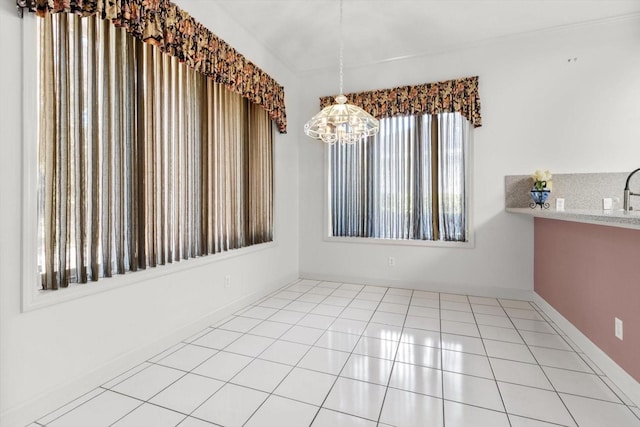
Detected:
[
  {"left": 36, "top": 14, "right": 273, "bottom": 290},
  {"left": 329, "top": 112, "right": 469, "bottom": 242}
]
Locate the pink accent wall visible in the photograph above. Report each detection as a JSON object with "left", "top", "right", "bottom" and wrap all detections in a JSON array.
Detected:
[{"left": 534, "top": 218, "right": 640, "bottom": 382}]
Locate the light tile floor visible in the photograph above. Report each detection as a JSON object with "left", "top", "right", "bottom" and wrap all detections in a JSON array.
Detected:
[{"left": 30, "top": 279, "right": 640, "bottom": 427}]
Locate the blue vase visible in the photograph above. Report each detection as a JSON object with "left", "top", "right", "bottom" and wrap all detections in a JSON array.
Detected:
[{"left": 530, "top": 189, "right": 551, "bottom": 209}]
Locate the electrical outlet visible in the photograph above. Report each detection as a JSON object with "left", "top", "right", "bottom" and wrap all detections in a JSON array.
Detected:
[
  {"left": 612, "top": 197, "right": 621, "bottom": 210},
  {"left": 615, "top": 317, "right": 623, "bottom": 340},
  {"left": 388, "top": 257, "right": 396, "bottom": 267},
  {"left": 224, "top": 274, "right": 231, "bottom": 288}
]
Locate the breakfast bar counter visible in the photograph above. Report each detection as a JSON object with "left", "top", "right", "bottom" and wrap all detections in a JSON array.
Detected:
[{"left": 506, "top": 207, "right": 640, "bottom": 230}]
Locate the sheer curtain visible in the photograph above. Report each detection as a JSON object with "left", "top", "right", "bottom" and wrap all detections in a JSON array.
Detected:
[
  {"left": 330, "top": 112, "right": 469, "bottom": 242},
  {"left": 37, "top": 14, "right": 273, "bottom": 290},
  {"left": 438, "top": 112, "right": 469, "bottom": 242}
]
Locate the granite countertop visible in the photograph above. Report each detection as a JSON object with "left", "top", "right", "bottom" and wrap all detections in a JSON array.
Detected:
[{"left": 506, "top": 207, "right": 640, "bottom": 230}]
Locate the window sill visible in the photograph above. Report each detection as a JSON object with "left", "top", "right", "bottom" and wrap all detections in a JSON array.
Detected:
[
  {"left": 22, "top": 241, "right": 277, "bottom": 312},
  {"left": 323, "top": 235, "right": 475, "bottom": 249}
]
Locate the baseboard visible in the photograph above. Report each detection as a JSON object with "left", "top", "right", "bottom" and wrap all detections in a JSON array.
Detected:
[
  {"left": 533, "top": 292, "right": 640, "bottom": 408},
  {"left": 1, "top": 274, "right": 297, "bottom": 427},
  {"left": 299, "top": 271, "right": 535, "bottom": 301}
]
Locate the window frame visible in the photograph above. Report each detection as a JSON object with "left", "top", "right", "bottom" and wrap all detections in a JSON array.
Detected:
[
  {"left": 20, "top": 15, "right": 278, "bottom": 312},
  {"left": 323, "top": 113, "right": 475, "bottom": 249}
]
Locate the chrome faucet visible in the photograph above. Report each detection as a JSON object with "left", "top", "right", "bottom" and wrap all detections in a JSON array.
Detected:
[{"left": 623, "top": 168, "right": 640, "bottom": 211}]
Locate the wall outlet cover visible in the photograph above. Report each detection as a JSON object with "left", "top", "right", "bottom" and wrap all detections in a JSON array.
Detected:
[{"left": 615, "top": 317, "right": 623, "bottom": 340}]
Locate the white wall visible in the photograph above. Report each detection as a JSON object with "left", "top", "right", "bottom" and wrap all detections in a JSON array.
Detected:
[
  {"left": 0, "top": 2, "right": 300, "bottom": 426},
  {"left": 298, "top": 17, "right": 640, "bottom": 295}
]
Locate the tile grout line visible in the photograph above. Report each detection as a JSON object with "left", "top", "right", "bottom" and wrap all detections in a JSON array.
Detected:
[
  {"left": 498, "top": 298, "right": 580, "bottom": 427},
  {"left": 375, "top": 288, "right": 415, "bottom": 426},
  {"left": 469, "top": 296, "right": 512, "bottom": 427},
  {"left": 133, "top": 299, "right": 301, "bottom": 424},
  {"left": 241, "top": 281, "right": 346, "bottom": 426},
  {"left": 528, "top": 301, "right": 640, "bottom": 421},
  {"left": 129, "top": 291, "right": 578, "bottom": 425},
  {"left": 238, "top": 280, "right": 372, "bottom": 426},
  {"left": 208, "top": 279, "right": 328, "bottom": 426},
  {"left": 35, "top": 388, "right": 109, "bottom": 427},
  {"left": 34, "top": 283, "right": 638, "bottom": 427},
  {"left": 138, "top": 279, "right": 312, "bottom": 426},
  {"left": 175, "top": 279, "right": 311, "bottom": 425},
  {"left": 439, "top": 292, "right": 446, "bottom": 427},
  {"left": 42, "top": 281, "right": 516, "bottom": 424},
  {"left": 104, "top": 389, "right": 192, "bottom": 427},
  {"left": 35, "top": 285, "right": 448, "bottom": 425},
  {"left": 307, "top": 283, "right": 394, "bottom": 426},
  {"left": 238, "top": 289, "right": 637, "bottom": 425}
]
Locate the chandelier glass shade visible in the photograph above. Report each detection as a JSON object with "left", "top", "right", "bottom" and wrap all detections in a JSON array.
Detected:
[
  {"left": 304, "top": 95, "right": 379, "bottom": 144},
  {"left": 303, "top": 0, "right": 380, "bottom": 144}
]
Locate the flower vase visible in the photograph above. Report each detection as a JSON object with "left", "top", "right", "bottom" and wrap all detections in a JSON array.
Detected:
[{"left": 530, "top": 189, "right": 551, "bottom": 210}]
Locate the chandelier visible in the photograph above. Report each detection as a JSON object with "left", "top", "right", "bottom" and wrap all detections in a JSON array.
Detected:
[{"left": 303, "top": 0, "right": 380, "bottom": 144}]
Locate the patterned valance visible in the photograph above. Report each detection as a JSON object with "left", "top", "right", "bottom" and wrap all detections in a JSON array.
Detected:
[
  {"left": 25, "top": 0, "right": 288, "bottom": 133},
  {"left": 320, "top": 76, "right": 482, "bottom": 128}
]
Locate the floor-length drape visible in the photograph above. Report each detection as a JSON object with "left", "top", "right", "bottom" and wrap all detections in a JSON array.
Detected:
[{"left": 37, "top": 14, "right": 274, "bottom": 290}]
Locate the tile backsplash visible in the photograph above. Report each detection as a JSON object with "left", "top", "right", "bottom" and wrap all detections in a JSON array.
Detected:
[{"left": 504, "top": 172, "right": 639, "bottom": 210}]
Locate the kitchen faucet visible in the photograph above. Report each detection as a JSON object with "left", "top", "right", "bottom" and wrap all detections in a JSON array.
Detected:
[{"left": 623, "top": 168, "right": 640, "bottom": 211}]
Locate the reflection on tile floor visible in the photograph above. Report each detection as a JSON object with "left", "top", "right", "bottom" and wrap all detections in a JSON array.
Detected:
[{"left": 32, "top": 279, "right": 640, "bottom": 427}]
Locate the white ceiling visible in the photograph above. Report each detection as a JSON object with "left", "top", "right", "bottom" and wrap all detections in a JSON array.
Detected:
[{"left": 197, "top": 0, "right": 640, "bottom": 73}]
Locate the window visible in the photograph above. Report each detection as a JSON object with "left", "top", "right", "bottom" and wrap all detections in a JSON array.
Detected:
[
  {"left": 36, "top": 13, "right": 273, "bottom": 290},
  {"left": 329, "top": 112, "right": 470, "bottom": 242}
]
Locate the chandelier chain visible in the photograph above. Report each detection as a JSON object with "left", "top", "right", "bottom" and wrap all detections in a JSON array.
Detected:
[
  {"left": 339, "top": 0, "right": 344, "bottom": 95},
  {"left": 302, "top": 0, "right": 380, "bottom": 144}
]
